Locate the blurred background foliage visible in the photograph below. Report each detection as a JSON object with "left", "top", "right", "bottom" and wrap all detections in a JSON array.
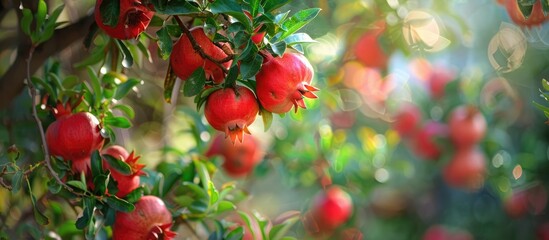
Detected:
[{"left": 2, "top": 0, "right": 549, "bottom": 239}]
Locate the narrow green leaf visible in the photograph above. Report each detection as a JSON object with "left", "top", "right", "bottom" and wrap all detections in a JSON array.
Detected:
[
  {"left": 27, "top": 178, "right": 49, "bottom": 225},
  {"left": 103, "top": 154, "right": 132, "bottom": 175},
  {"left": 153, "top": 0, "right": 200, "bottom": 15},
  {"left": 31, "top": 77, "right": 56, "bottom": 100},
  {"left": 184, "top": 68, "right": 206, "bottom": 97},
  {"left": 240, "top": 54, "right": 263, "bottom": 79},
  {"left": 542, "top": 79, "right": 549, "bottom": 91},
  {"left": 113, "top": 104, "right": 136, "bottom": 119},
  {"left": 189, "top": 200, "right": 209, "bottom": 214},
  {"left": 124, "top": 187, "right": 144, "bottom": 203},
  {"left": 250, "top": 0, "right": 261, "bottom": 18},
  {"left": 164, "top": 63, "right": 177, "bottom": 103},
  {"left": 225, "top": 226, "right": 244, "bottom": 240},
  {"left": 279, "top": 8, "right": 321, "bottom": 41},
  {"left": 75, "top": 43, "right": 108, "bottom": 68},
  {"left": 36, "top": 0, "right": 47, "bottom": 32},
  {"left": 260, "top": 107, "right": 273, "bottom": 131},
  {"left": 216, "top": 200, "right": 236, "bottom": 214},
  {"left": 11, "top": 170, "right": 23, "bottom": 194},
  {"left": 156, "top": 27, "right": 173, "bottom": 60},
  {"left": 90, "top": 150, "right": 104, "bottom": 179},
  {"left": 106, "top": 196, "right": 135, "bottom": 212},
  {"left": 209, "top": 181, "right": 219, "bottom": 206},
  {"left": 92, "top": 174, "right": 109, "bottom": 195},
  {"left": 210, "top": 0, "right": 251, "bottom": 31},
  {"left": 268, "top": 41, "right": 287, "bottom": 57},
  {"left": 99, "top": 0, "right": 120, "bottom": 27},
  {"left": 114, "top": 78, "right": 142, "bottom": 100},
  {"left": 86, "top": 66, "right": 102, "bottom": 108},
  {"left": 269, "top": 214, "right": 300, "bottom": 240},
  {"left": 238, "top": 212, "right": 255, "bottom": 239},
  {"left": 75, "top": 198, "right": 95, "bottom": 229},
  {"left": 239, "top": 39, "right": 259, "bottom": 61},
  {"left": 137, "top": 39, "right": 152, "bottom": 63},
  {"left": 37, "top": 4, "right": 64, "bottom": 44},
  {"left": 21, "top": 9, "right": 33, "bottom": 36},
  {"left": 264, "top": 0, "right": 291, "bottom": 13},
  {"left": 47, "top": 178, "right": 62, "bottom": 194},
  {"left": 104, "top": 115, "right": 132, "bottom": 128},
  {"left": 83, "top": 22, "right": 98, "bottom": 49},
  {"left": 283, "top": 33, "right": 316, "bottom": 45},
  {"left": 67, "top": 180, "right": 87, "bottom": 191},
  {"left": 194, "top": 160, "right": 211, "bottom": 194},
  {"left": 224, "top": 65, "right": 239, "bottom": 88},
  {"left": 116, "top": 40, "right": 134, "bottom": 68}
]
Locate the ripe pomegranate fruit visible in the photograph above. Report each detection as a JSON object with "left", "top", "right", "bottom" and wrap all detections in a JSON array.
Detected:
[
  {"left": 101, "top": 145, "right": 145, "bottom": 197},
  {"left": 427, "top": 68, "right": 455, "bottom": 99},
  {"left": 448, "top": 105, "right": 487, "bottom": 149},
  {"left": 204, "top": 86, "right": 259, "bottom": 143},
  {"left": 112, "top": 195, "right": 176, "bottom": 240},
  {"left": 423, "top": 225, "right": 473, "bottom": 240},
  {"left": 504, "top": 190, "right": 529, "bottom": 218},
  {"left": 94, "top": 0, "right": 154, "bottom": 40},
  {"left": 392, "top": 103, "right": 422, "bottom": 138},
  {"left": 353, "top": 21, "right": 388, "bottom": 69},
  {"left": 170, "top": 27, "right": 232, "bottom": 84},
  {"left": 307, "top": 186, "right": 353, "bottom": 234},
  {"left": 255, "top": 52, "right": 318, "bottom": 114},
  {"left": 505, "top": 185, "right": 548, "bottom": 217},
  {"left": 443, "top": 147, "right": 486, "bottom": 190},
  {"left": 411, "top": 121, "right": 448, "bottom": 160},
  {"left": 504, "top": 0, "right": 547, "bottom": 28},
  {"left": 206, "top": 133, "right": 263, "bottom": 177},
  {"left": 46, "top": 104, "right": 104, "bottom": 173},
  {"left": 537, "top": 222, "right": 549, "bottom": 240}
]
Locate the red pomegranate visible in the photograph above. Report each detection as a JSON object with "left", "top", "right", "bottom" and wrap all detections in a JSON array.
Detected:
[
  {"left": 411, "top": 121, "right": 448, "bottom": 161},
  {"left": 353, "top": 21, "right": 388, "bottom": 69},
  {"left": 94, "top": 0, "right": 154, "bottom": 40},
  {"left": 443, "top": 147, "right": 486, "bottom": 190},
  {"left": 308, "top": 186, "right": 353, "bottom": 233},
  {"left": 448, "top": 105, "right": 487, "bottom": 149},
  {"left": 112, "top": 195, "right": 176, "bottom": 240},
  {"left": 204, "top": 86, "right": 259, "bottom": 143},
  {"left": 101, "top": 145, "right": 145, "bottom": 197},
  {"left": 504, "top": 190, "right": 529, "bottom": 218},
  {"left": 423, "top": 225, "right": 473, "bottom": 240},
  {"left": 392, "top": 103, "right": 422, "bottom": 137},
  {"left": 170, "top": 27, "right": 232, "bottom": 84},
  {"left": 255, "top": 52, "right": 318, "bottom": 114},
  {"left": 45, "top": 104, "right": 104, "bottom": 173},
  {"left": 428, "top": 68, "right": 455, "bottom": 99},
  {"left": 504, "top": 0, "right": 547, "bottom": 27},
  {"left": 206, "top": 134, "right": 263, "bottom": 177}
]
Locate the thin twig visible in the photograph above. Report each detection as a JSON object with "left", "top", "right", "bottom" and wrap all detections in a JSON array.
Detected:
[
  {"left": 173, "top": 16, "right": 233, "bottom": 74},
  {"left": 25, "top": 45, "right": 76, "bottom": 194}
]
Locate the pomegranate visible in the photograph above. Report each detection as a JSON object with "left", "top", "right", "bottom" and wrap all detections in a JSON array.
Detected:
[
  {"left": 204, "top": 86, "right": 259, "bottom": 143},
  {"left": 353, "top": 22, "right": 388, "bottom": 69},
  {"left": 101, "top": 145, "right": 145, "bottom": 197},
  {"left": 504, "top": 0, "right": 547, "bottom": 28},
  {"left": 392, "top": 103, "right": 422, "bottom": 137},
  {"left": 206, "top": 134, "right": 263, "bottom": 177},
  {"left": 443, "top": 147, "right": 486, "bottom": 190},
  {"left": 255, "top": 52, "right": 318, "bottom": 114},
  {"left": 537, "top": 222, "right": 549, "bottom": 240},
  {"left": 428, "top": 68, "right": 455, "bottom": 99},
  {"left": 448, "top": 105, "right": 487, "bottom": 149},
  {"left": 423, "top": 225, "right": 473, "bottom": 240},
  {"left": 112, "top": 195, "right": 176, "bottom": 240},
  {"left": 45, "top": 104, "right": 104, "bottom": 173},
  {"left": 504, "top": 190, "right": 529, "bottom": 218},
  {"left": 170, "top": 27, "right": 232, "bottom": 84},
  {"left": 94, "top": 0, "right": 154, "bottom": 40},
  {"left": 308, "top": 186, "right": 353, "bottom": 233},
  {"left": 505, "top": 185, "right": 548, "bottom": 217},
  {"left": 411, "top": 121, "right": 448, "bottom": 160}
]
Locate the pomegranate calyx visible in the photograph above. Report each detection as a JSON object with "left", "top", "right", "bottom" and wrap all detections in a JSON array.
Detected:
[
  {"left": 147, "top": 222, "right": 177, "bottom": 240},
  {"left": 299, "top": 83, "right": 319, "bottom": 99},
  {"left": 126, "top": 151, "right": 146, "bottom": 176},
  {"left": 225, "top": 123, "right": 251, "bottom": 143}
]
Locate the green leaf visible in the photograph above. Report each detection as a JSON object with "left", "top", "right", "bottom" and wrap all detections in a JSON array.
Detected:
[
  {"left": 189, "top": 200, "right": 209, "bottom": 214},
  {"left": 137, "top": 39, "right": 152, "bottom": 63},
  {"left": 260, "top": 107, "right": 273, "bottom": 131},
  {"left": 116, "top": 40, "right": 134, "bottom": 68},
  {"left": 31, "top": 77, "right": 56, "bottom": 100},
  {"left": 106, "top": 196, "right": 135, "bottom": 212},
  {"left": 225, "top": 226, "right": 244, "bottom": 240},
  {"left": 238, "top": 212, "right": 255, "bottom": 239},
  {"left": 283, "top": 33, "right": 316, "bottom": 45},
  {"left": 104, "top": 115, "right": 132, "bottom": 128},
  {"left": 90, "top": 150, "right": 103, "bottom": 177},
  {"left": 92, "top": 174, "right": 109, "bottom": 195},
  {"left": 103, "top": 154, "right": 132, "bottom": 175},
  {"left": 75, "top": 43, "right": 108, "bottom": 68},
  {"left": 279, "top": 8, "right": 321, "bottom": 41},
  {"left": 269, "top": 214, "right": 300, "bottom": 240},
  {"left": 264, "top": 0, "right": 291, "bottom": 13},
  {"left": 224, "top": 65, "right": 239, "bottom": 88},
  {"left": 184, "top": 68, "right": 206, "bottom": 97},
  {"left": 156, "top": 27, "right": 173, "bottom": 60},
  {"left": 26, "top": 178, "right": 49, "bottom": 225},
  {"left": 99, "top": 0, "right": 120, "bottom": 27},
  {"left": 194, "top": 160, "right": 211, "bottom": 194},
  {"left": 67, "top": 180, "right": 87, "bottom": 191},
  {"left": 83, "top": 23, "right": 98, "bottom": 49},
  {"left": 164, "top": 64, "right": 177, "bottom": 103},
  {"left": 113, "top": 104, "right": 136, "bottom": 119},
  {"left": 216, "top": 200, "right": 236, "bottom": 214},
  {"left": 124, "top": 187, "right": 144, "bottom": 203},
  {"left": 11, "top": 170, "right": 23, "bottom": 194},
  {"left": 240, "top": 54, "right": 263, "bottom": 79},
  {"left": 47, "top": 178, "right": 62, "bottom": 194},
  {"left": 543, "top": 0, "right": 549, "bottom": 15},
  {"left": 86, "top": 66, "right": 102, "bottom": 108},
  {"left": 209, "top": 181, "right": 219, "bottom": 206},
  {"left": 210, "top": 0, "right": 251, "bottom": 31},
  {"left": 75, "top": 198, "right": 95, "bottom": 229},
  {"left": 21, "top": 9, "right": 33, "bottom": 36},
  {"left": 542, "top": 79, "right": 549, "bottom": 91},
  {"left": 153, "top": 0, "right": 201, "bottom": 15},
  {"left": 239, "top": 39, "right": 259, "bottom": 61},
  {"left": 268, "top": 41, "right": 287, "bottom": 57},
  {"left": 35, "top": 0, "right": 47, "bottom": 32},
  {"left": 250, "top": 0, "right": 261, "bottom": 18},
  {"left": 37, "top": 3, "right": 64, "bottom": 44},
  {"left": 114, "top": 78, "right": 142, "bottom": 100}
]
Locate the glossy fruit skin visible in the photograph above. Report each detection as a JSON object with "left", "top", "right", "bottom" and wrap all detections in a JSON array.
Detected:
[
  {"left": 393, "top": 103, "right": 422, "bottom": 137},
  {"left": 101, "top": 145, "right": 145, "bottom": 197},
  {"left": 113, "top": 196, "right": 176, "bottom": 240},
  {"left": 204, "top": 86, "right": 259, "bottom": 143},
  {"left": 206, "top": 134, "right": 263, "bottom": 177},
  {"left": 412, "top": 121, "right": 447, "bottom": 160},
  {"left": 255, "top": 52, "right": 318, "bottom": 114},
  {"left": 170, "top": 27, "right": 231, "bottom": 84},
  {"left": 443, "top": 147, "right": 486, "bottom": 189},
  {"left": 353, "top": 22, "right": 388, "bottom": 69},
  {"left": 309, "top": 186, "right": 353, "bottom": 232},
  {"left": 505, "top": 0, "right": 547, "bottom": 27},
  {"left": 448, "top": 105, "right": 487, "bottom": 149},
  {"left": 428, "top": 68, "right": 454, "bottom": 99},
  {"left": 94, "top": 0, "right": 154, "bottom": 40},
  {"left": 46, "top": 112, "right": 104, "bottom": 173}
]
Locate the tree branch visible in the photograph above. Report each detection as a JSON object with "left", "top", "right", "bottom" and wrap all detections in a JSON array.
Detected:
[{"left": 0, "top": 14, "right": 95, "bottom": 109}]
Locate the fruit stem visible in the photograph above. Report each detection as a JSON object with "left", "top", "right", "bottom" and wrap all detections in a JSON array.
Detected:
[{"left": 173, "top": 15, "right": 232, "bottom": 74}]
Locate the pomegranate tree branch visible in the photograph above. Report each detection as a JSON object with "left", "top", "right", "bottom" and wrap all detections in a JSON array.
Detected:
[{"left": 173, "top": 16, "right": 233, "bottom": 73}]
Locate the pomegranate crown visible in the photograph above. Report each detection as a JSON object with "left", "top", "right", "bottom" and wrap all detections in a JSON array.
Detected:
[
  {"left": 125, "top": 151, "right": 146, "bottom": 176},
  {"left": 147, "top": 222, "right": 177, "bottom": 240},
  {"left": 224, "top": 122, "right": 251, "bottom": 144},
  {"left": 51, "top": 96, "right": 84, "bottom": 119},
  {"left": 292, "top": 82, "right": 319, "bottom": 113}
]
